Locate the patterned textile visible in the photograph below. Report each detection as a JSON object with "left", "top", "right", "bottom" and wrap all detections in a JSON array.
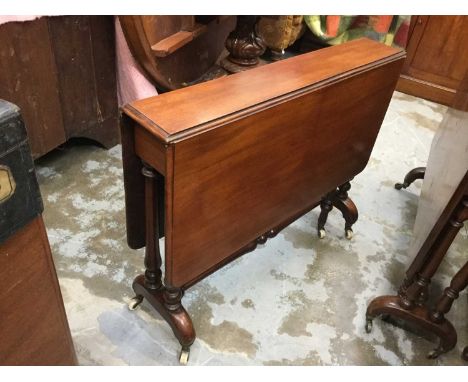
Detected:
[
  {"left": 257, "top": 16, "right": 305, "bottom": 53},
  {"left": 304, "top": 15, "right": 411, "bottom": 48}
]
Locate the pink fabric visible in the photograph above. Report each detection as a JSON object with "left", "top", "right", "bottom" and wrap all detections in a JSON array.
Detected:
[
  {"left": 115, "top": 17, "right": 158, "bottom": 106},
  {"left": 0, "top": 15, "right": 41, "bottom": 25}
]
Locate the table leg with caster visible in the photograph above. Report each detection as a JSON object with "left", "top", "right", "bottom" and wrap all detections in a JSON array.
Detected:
[
  {"left": 127, "top": 163, "right": 196, "bottom": 364},
  {"left": 317, "top": 181, "right": 358, "bottom": 240}
]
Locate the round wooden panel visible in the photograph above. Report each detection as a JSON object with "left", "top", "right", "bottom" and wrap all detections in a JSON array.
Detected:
[{"left": 119, "top": 16, "right": 236, "bottom": 90}]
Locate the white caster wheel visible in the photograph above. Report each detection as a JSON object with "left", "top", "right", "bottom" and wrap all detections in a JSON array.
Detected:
[
  {"left": 128, "top": 295, "right": 143, "bottom": 311},
  {"left": 179, "top": 347, "right": 190, "bottom": 365},
  {"left": 345, "top": 229, "right": 353, "bottom": 240},
  {"left": 318, "top": 229, "right": 326, "bottom": 239}
]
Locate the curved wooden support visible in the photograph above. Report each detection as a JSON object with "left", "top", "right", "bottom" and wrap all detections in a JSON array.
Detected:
[
  {"left": 132, "top": 275, "right": 196, "bottom": 349},
  {"left": 130, "top": 163, "right": 195, "bottom": 362},
  {"left": 366, "top": 295, "right": 457, "bottom": 358},
  {"left": 317, "top": 181, "right": 358, "bottom": 239},
  {"left": 395, "top": 166, "right": 426, "bottom": 190}
]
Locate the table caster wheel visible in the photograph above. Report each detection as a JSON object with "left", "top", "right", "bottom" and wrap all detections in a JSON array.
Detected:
[
  {"left": 427, "top": 348, "right": 443, "bottom": 359},
  {"left": 462, "top": 346, "right": 468, "bottom": 361},
  {"left": 394, "top": 182, "right": 407, "bottom": 190},
  {"left": 128, "top": 295, "right": 143, "bottom": 311},
  {"left": 318, "top": 229, "right": 326, "bottom": 239},
  {"left": 345, "top": 229, "right": 353, "bottom": 240},
  {"left": 365, "top": 319, "right": 373, "bottom": 333},
  {"left": 179, "top": 347, "right": 190, "bottom": 365}
]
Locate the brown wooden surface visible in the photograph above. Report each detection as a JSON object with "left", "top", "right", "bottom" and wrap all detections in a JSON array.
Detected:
[
  {"left": 123, "top": 39, "right": 405, "bottom": 288},
  {"left": 0, "top": 216, "right": 77, "bottom": 365},
  {"left": 0, "top": 18, "right": 66, "bottom": 157},
  {"left": 119, "top": 16, "right": 236, "bottom": 90},
  {"left": 0, "top": 16, "right": 119, "bottom": 158},
  {"left": 48, "top": 16, "right": 119, "bottom": 148},
  {"left": 396, "top": 16, "right": 468, "bottom": 105},
  {"left": 125, "top": 39, "right": 403, "bottom": 143}
]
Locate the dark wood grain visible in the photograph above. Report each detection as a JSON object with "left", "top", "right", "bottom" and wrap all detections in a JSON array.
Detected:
[
  {"left": 0, "top": 18, "right": 66, "bottom": 157},
  {"left": 119, "top": 16, "right": 236, "bottom": 91},
  {"left": 48, "top": 15, "right": 119, "bottom": 148},
  {"left": 0, "top": 217, "right": 77, "bottom": 365},
  {"left": 0, "top": 16, "right": 118, "bottom": 158}
]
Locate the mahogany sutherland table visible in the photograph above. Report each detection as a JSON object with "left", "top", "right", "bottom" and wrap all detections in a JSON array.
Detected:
[{"left": 120, "top": 38, "right": 405, "bottom": 363}]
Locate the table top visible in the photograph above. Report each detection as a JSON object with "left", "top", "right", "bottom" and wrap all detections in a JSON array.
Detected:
[{"left": 123, "top": 38, "right": 404, "bottom": 144}]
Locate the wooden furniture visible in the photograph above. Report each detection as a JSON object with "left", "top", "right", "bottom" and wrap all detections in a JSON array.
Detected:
[
  {"left": 119, "top": 16, "right": 236, "bottom": 91},
  {"left": 366, "top": 71, "right": 468, "bottom": 360},
  {"left": 396, "top": 16, "right": 468, "bottom": 106},
  {"left": 120, "top": 39, "right": 405, "bottom": 363},
  {"left": 221, "top": 15, "right": 266, "bottom": 73},
  {"left": 0, "top": 16, "right": 119, "bottom": 158},
  {"left": 0, "top": 100, "right": 77, "bottom": 365},
  {"left": 395, "top": 167, "right": 426, "bottom": 190},
  {"left": 0, "top": 217, "right": 78, "bottom": 365}
]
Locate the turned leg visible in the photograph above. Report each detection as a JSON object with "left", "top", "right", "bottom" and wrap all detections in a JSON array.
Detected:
[
  {"left": 401, "top": 197, "right": 468, "bottom": 310},
  {"left": 427, "top": 261, "right": 468, "bottom": 358},
  {"left": 128, "top": 163, "right": 195, "bottom": 364},
  {"left": 366, "top": 197, "right": 468, "bottom": 359},
  {"left": 395, "top": 167, "right": 426, "bottom": 190},
  {"left": 317, "top": 181, "right": 358, "bottom": 240},
  {"left": 317, "top": 193, "right": 333, "bottom": 239},
  {"left": 333, "top": 182, "right": 358, "bottom": 239}
]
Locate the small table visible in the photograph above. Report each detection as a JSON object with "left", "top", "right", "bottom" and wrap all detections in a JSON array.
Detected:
[{"left": 120, "top": 39, "right": 404, "bottom": 363}]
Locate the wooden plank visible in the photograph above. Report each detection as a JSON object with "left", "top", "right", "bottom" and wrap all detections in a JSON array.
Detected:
[
  {"left": 135, "top": 126, "right": 166, "bottom": 175},
  {"left": 48, "top": 16, "right": 119, "bottom": 147},
  {"left": 151, "top": 31, "right": 194, "bottom": 57},
  {"left": 0, "top": 18, "right": 66, "bottom": 158},
  {"left": 396, "top": 75, "right": 455, "bottom": 106},
  {"left": 164, "top": 58, "right": 404, "bottom": 287},
  {"left": 125, "top": 39, "right": 404, "bottom": 141}
]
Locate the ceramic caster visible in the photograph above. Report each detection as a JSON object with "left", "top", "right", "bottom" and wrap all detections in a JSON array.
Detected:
[
  {"left": 365, "top": 319, "right": 373, "bottom": 333},
  {"left": 427, "top": 347, "right": 443, "bottom": 359},
  {"left": 179, "top": 347, "right": 190, "bottom": 365},
  {"left": 462, "top": 346, "right": 468, "bottom": 361},
  {"left": 318, "top": 229, "right": 326, "bottom": 239},
  {"left": 345, "top": 229, "right": 353, "bottom": 240},
  {"left": 394, "top": 182, "right": 407, "bottom": 190},
  {"left": 128, "top": 295, "right": 143, "bottom": 311}
]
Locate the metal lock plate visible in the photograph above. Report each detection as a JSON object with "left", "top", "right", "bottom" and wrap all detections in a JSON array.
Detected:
[{"left": 0, "top": 165, "right": 16, "bottom": 203}]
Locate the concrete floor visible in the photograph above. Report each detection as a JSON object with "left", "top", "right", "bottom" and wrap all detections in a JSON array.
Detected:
[{"left": 35, "top": 91, "right": 467, "bottom": 365}]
